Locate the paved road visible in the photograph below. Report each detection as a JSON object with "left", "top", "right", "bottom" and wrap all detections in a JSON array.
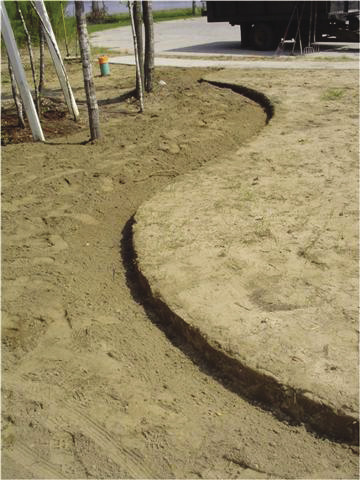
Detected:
[
  {"left": 91, "top": 17, "right": 241, "bottom": 55},
  {"left": 91, "top": 16, "right": 359, "bottom": 62}
]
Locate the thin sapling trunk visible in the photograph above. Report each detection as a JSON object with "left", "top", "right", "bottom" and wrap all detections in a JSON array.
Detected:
[
  {"left": 8, "top": 56, "right": 25, "bottom": 128},
  {"left": 142, "top": 1, "right": 154, "bottom": 93},
  {"left": 16, "top": 1, "right": 40, "bottom": 114},
  {"left": 38, "top": 24, "right": 45, "bottom": 94},
  {"left": 75, "top": 1, "right": 101, "bottom": 140},
  {"left": 133, "top": 1, "right": 144, "bottom": 100},
  {"left": 129, "top": 1, "right": 144, "bottom": 112}
]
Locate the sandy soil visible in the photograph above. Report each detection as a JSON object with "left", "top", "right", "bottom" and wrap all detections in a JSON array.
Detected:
[{"left": 1, "top": 60, "right": 358, "bottom": 478}]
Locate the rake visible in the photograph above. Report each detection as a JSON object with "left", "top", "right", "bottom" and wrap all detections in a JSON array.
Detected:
[{"left": 304, "top": 1, "right": 320, "bottom": 55}]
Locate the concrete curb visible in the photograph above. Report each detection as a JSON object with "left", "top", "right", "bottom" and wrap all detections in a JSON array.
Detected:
[{"left": 109, "top": 55, "right": 359, "bottom": 70}]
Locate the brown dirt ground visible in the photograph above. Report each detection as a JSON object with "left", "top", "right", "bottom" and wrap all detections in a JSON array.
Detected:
[
  {"left": 1, "top": 59, "right": 358, "bottom": 479},
  {"left": 1, "top": 97, "right": 82, "bottom": 146}
]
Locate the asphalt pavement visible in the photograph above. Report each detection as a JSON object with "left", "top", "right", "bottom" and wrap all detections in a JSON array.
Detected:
[{"left": 91, "top": 16, "right": 359, "bottom": 68}]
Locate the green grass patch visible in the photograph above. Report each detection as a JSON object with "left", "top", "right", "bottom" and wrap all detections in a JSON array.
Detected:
[
  {"left": 87, "top": 8, "right": 201, "bottom": 34},
  {"left": 90, "top": 46, "right": 122, "bottom": 56},
  {"left": 307, "top": 55, "right": 356, "bottom": 62},
  {"left": 87, "top": 16, "right": 130, "bottom": 34},
  {"left": 321, "top": 88, "right": 345, "bottom": 101}
]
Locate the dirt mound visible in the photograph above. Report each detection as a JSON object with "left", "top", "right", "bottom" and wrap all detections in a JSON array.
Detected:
[{"left": 1, "top": 97, "right": 84, "bottom": 146}]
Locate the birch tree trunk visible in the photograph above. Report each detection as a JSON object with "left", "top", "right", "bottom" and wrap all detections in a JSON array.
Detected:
[
  {"left": 133, "top": 1, "right": 144, "bottom": 100},
  {"left": 16, "top": 1, "right": 40, "bottom": 114},
  {"left": 61, "top": 2, "right": 70, "bottom": 57},
  {"left": 75, "top": 1, "right": 101, "bottom": 140},
  {"left": 38, "top": 25, "right": 45, "bottom": 93},
  {"left": 142, "top": 1, "right": 154, "bottom": 93},
  {"left": 92, "top": 1, "right": 101, "bottom": 14},
  {"left": 8, "top": 56, "right": 25, "bottom": 128},
  {"left": 90, "top": 1, "right": 103, "bottom": 21}
]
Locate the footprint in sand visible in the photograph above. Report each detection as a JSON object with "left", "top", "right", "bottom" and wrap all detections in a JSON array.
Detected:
[
  {"left": 4, "top": 216, "right": 47, "bottom": 242},
  {"left": 24, "top": 234, "right": 69, "bottom": 254},
  {"left": 31, "top": 257, "right": 56, "bottom": 265},
  {"left": 100, "top": 177, "right": 114, "bottom": 192},
  {"left": 2, "top": 195, "right": 38, "bottom": 213},
  {"left": 68, "top": 213, "right": 99, "bottom": 225},
  {"left": 45, "top": 207, "right": 99, "bottom": 226}
]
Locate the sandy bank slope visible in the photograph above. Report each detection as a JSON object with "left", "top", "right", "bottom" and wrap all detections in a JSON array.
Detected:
[{"left": 134, "top": 67, "right": 359, "bottom": 442}]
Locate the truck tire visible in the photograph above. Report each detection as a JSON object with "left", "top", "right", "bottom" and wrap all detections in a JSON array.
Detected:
[
  {"left": 240, "top": 23, "right": 253, "bottom": 48},
  {"left": 252, "top": 23, "right": 277, "bottom": 50}
]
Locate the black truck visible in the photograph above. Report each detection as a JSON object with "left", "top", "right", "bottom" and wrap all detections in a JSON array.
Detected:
[{"left": 205, "top": 1, "right": 360, "bottom": 50}]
